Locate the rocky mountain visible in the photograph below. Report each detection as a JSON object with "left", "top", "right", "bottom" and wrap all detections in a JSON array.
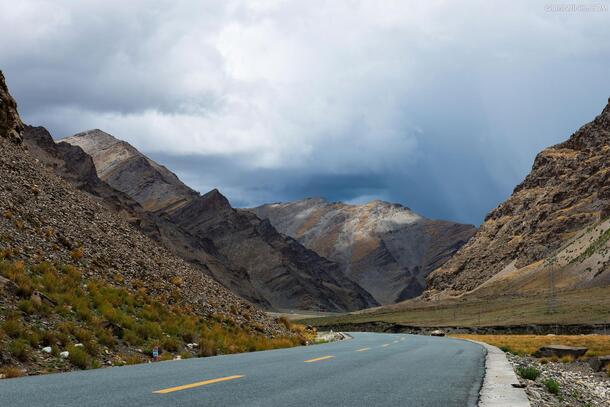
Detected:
[
  {"left": 426, "top": 98, "right": 610, "bottom": 298},
  {"left": 0, "top": 70, "right": 301, "bottom": 375},
  {"left": 22, "top": 126, "right": 266, "bottom": 307},
  {"left": 251, "top": 199, "right": 476, "bottom": 304},
  {"left": 63, "top": 131, "right": 377, "bottom": 311}
]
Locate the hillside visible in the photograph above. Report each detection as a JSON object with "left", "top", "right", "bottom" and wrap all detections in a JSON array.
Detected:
[
  {"left": 63, "top": 131, "right": 377, "bottom": 311},
  {"left": 426, "top": 98, "right": 610, "bottom": 298},
  {"left": 0, "top": 71, "right": 302, "bottom": 376},
  {"left": 251, "top": 198, "right": 475, "bottom": 304}
]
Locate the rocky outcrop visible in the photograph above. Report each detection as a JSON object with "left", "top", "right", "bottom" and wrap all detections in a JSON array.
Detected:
[
  {"left": 251, "top": 198, "right": 475, "bottom": 304},
  {"left": 0, "top": 71, "right": 23, "bottom": 143},
  {"left": 426, "top": 99, "right": 610, "bottom": 298},
  {"left": 63, "top": 131, "right": 377, "bottom": 311}
]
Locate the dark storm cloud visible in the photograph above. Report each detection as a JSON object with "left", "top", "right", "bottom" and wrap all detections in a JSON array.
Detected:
[{"left": 2, "top": 1, "right": 609, "bottom": 224}]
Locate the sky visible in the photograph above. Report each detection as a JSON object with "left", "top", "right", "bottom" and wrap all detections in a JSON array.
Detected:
[{"left": 1, "top": 0, "right": 609, "bottom": 225}]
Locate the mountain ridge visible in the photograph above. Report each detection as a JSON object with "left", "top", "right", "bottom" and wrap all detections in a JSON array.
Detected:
[
  {"left": 63, "top": 130, "right": 378, "bottom": 312},
  {"left": 251, "top": 197, "right": 476, "bottom": 304},
  {"left": 425, "top": 97, "right": 610, "bottom": 298}
]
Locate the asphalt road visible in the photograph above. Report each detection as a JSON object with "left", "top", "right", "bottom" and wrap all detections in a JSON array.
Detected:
[{"left": 0, "top": 332, "right": 485, "bottom": 407}]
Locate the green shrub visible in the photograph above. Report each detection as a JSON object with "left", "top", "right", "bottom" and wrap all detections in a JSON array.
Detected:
[
  {"left": 68, "top": 346, "right": 90, "bottom": 369},
  {"left": 122, "top": 330, "right": 143, "bottom": 346},
  {"left": 95, "top": 328, "right": 115, "bottom": 348},
  {"left": 25, "top": 330, "right": 41, "bottom": 347},
  {"left": 8, "top": 339, "right": 29, "bottom": 362},
  {"left": 162, "top": 337, "right": 180, "bottom": 352},
  {"left": 136, "top": 321, "right": 162, "bottom": 340},
  {"left": 543, "top": 378, "right": 560, "bottom": 395},
  {"left": 159, "top": 352, "right": 174, "bottom": 361},
  {"left": 17, "top": 299, "right": 35, "bottom": 315},
  {"left": 2, "top": 319, "right": 23, "bottom": 338},
  {"left": 517, "top": 366, "right": 541, "bottom": 381},
  {"left": 124, "top": 354, "right": 145, "bottom": 365},
  {"left": 83, "top": 340, "right": 99, "bottom": 356},
  {"left": 41, "top": 331, "right": 57, "bottom": 347}
]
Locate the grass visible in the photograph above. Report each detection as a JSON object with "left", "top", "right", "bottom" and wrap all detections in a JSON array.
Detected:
[
  {"left": 517, "top": 366, "right": 541, "bottom": 380},
  {"left": 450, "top": 334, "right": 610, "bottom": 358},
  {"left": 0, "top": 367, "right": 24, "bottom": 379},
  {"left": 543, "top": 378, "right": 560, "bottom": 395},
  {"left": 67, "top": 345, "right": 90, "bottom": 369},
  {"left": 0, "top": 259, "right": 305, "bottom": 374},
  {"left": 299, "top": 286, "right": 610, "bottom": 328}
]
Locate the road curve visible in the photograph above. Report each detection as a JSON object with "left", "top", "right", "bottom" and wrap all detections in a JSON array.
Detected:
[{"left": 0, "top": 332, "right": 485, "bottom": 406}]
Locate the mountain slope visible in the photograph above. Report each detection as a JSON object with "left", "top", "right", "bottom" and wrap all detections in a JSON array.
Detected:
[
  {"left": 0, "top": 70, "right": 301, "bottom": 375},
  {"left": 23, "top": 126, "right": 266, "bottom": 306},
  {"left": 251, "top": 198, "right": 476, "bottom": 304},
  {"left": 426, "top": 98, "right": 610, "bottom": 298},
  {"left": 63, "top": 131, "right": 377, "bottom": 311}
]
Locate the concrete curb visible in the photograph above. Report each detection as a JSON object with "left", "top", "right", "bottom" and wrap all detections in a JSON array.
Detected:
[{"left": 466, "top": 339, "right": 531, "bottom": 407}]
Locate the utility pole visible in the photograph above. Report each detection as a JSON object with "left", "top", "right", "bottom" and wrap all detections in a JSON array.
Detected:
[{"left": 547, "top": 266, "right": 559, "bottom": 335}]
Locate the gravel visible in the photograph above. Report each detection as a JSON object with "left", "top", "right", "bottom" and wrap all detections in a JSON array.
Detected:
[{"left": 508, "top": 353, "right": 610, "bottom": 406}]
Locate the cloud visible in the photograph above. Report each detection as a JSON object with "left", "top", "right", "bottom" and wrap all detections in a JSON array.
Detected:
[{"left": 2, "top": 0, "right": 610, "bottom": 224}]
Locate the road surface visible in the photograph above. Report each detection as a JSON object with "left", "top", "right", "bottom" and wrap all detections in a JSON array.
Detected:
[{"left": 0, "top": 332, "right": 485, "bottom": 406}]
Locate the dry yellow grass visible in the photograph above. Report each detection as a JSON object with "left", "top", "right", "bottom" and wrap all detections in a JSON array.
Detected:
[{"left": 451, "top": 334, "right": 610, "bottom": 358}]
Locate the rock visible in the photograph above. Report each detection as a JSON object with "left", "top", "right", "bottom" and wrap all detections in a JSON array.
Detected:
[
  {"left": 41, "top": 346, "right": 52, "bottom": 354},
  {"left": 59, "top": 351, "right": 69, "bottom": 358},
  {"left": 588, "top": 355, "right": 610, "bottom": 372},
  {"left": 533, "top": 345, "right": 588, "bottom": 358},
  {"left": 74, "top": 343, "right": 84, "bottom": 348},
  {"left": 430, "top": 330, "right": 445, "bottom": 337},
  {"left": 186, "top": 343, "right": 198, "bottom": 350}
]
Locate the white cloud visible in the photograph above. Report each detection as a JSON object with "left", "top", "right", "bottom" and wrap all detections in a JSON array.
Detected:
[{"left": 2, "top": 0, "right": 610, "bottom": 223}]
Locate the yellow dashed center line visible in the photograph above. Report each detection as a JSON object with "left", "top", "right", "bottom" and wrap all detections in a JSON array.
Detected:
[
  {"left": 304, "top": 355, "right": 335, "bottom": 363},
  {"left": 355, "top": 347, "right": 370, "bottom": 352},
  {"left": 153, "top": 375, "right": 244, "bottom": 394}
]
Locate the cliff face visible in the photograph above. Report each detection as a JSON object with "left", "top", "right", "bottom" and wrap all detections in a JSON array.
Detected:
[
  {"left": 251, "top": 198, "right": 476, "bottom": 304},
  {"left": 426, "top": 99, "right": 610, "bottom": 298},
  {"left": 63, "top": 131, "right": 377, "bottom": 311}
]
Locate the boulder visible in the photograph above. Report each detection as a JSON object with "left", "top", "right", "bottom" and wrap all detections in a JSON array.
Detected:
[
  {"left": 430, "top": 330, "right": 445, "bottom": 337},
  {"left": 59, "top": 351, "right": 69, "bottom": 358},
  {"left": 588, "top": 356, "right": 610, "bottom": 372},
  {"left": 533, "top": 345, "right": 587, "bottom": 358},
  {"left": 41, "top": 346, "right": 52, "bottom": 354}
]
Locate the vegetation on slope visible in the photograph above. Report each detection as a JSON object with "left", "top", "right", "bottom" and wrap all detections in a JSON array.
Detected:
[
  {"left": 0, "top": 259, "right": 308, "bottom": 377},
  {"left": 451, "top": 335, "right": 610, "bottom": 359},
  {"left": 300, "top": 286, "right": 610, "bottom": 328}
]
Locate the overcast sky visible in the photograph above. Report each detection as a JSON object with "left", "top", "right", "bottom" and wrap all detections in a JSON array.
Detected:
[{"left": 2, "top": 0, "right": 609, "bottom": 224}]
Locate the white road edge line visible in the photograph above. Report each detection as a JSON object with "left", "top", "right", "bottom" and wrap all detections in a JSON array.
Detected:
[{"left": 463, "top": 339, "right": 530, "bottom": 407}]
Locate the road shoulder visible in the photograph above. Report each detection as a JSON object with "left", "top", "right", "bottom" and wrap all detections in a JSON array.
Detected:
[{"left": 464, "top": 339, "right": 531, "bottom": 407}]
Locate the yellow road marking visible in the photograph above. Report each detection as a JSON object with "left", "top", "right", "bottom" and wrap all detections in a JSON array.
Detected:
[
  {"left": 381, "top": 344, "right": 390, "bottom": 348},
  {"left": 355, "top": 347, "right": 370, "bottom": 352},
  {"left": 153, "top": 375, "right": 244, "bottom": 394},
  {"left": 304, "top": 355, "right": 335, "bottom": 363}
]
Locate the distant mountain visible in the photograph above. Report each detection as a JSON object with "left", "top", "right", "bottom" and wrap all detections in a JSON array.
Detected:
[
  {"left": 426, "top": 98, "right": 610, "bottom": 298},
  {"left": 63, "top": 130, "right": 377, "bottom": 311},
  {"left": 251, "top": 198, "right": 476, "bottom": 304}
]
